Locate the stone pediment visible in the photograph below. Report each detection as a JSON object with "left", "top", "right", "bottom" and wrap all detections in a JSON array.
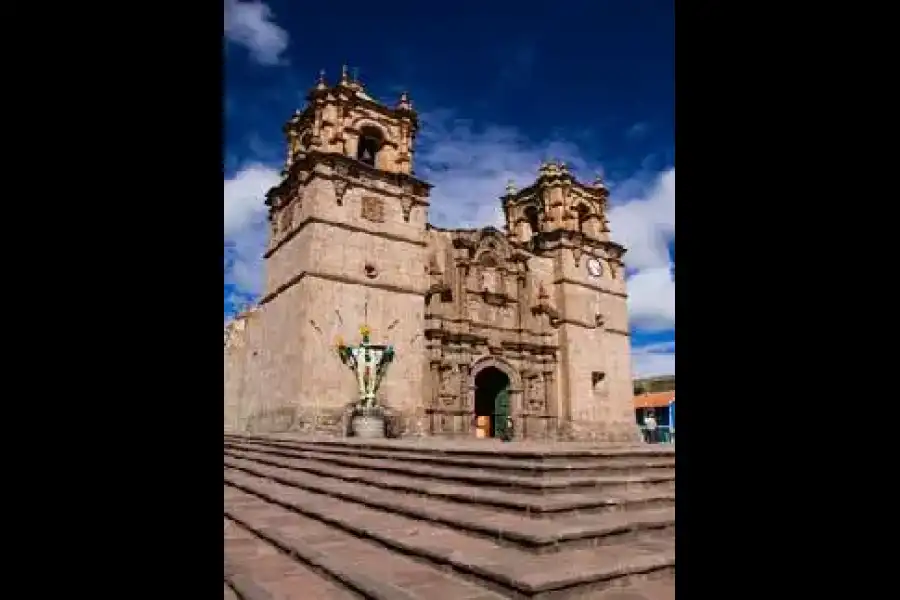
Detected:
[{"left": 451, "top": 227, "right": 522, "bottom": 271}]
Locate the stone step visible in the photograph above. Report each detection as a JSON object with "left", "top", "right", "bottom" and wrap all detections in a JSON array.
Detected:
[
  {"left": 224, "top": 516, "right": 362, "bottom": 600},
  {"left": 575, "top": 574, "right": 675, "bottom": 600},
  {"left": 225, "top": 494, "right": 504, "bottom": 600},
  {"left": 224, "top": 441, "right": 674, "bottom": 496},
  {"left": 225, "top": 446, "right": 675, "bottom": 518},
  {"left": 225, "top": 471, "right": 674, "bottom": 598},
  {"left": 225, "top": 458, "right": 674, "bottom": 553},
  {"left": 226, "top": 433, "right": 675, "bottom": 464},
  {"left": 227, "top": 436, "right": 675, "bottom": 474}
]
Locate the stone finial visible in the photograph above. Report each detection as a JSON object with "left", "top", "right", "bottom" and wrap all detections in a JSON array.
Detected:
[
  {"left": 397, "top": 91, "right": 412, "bottom": 110},
  {"left": 315, "top": 69, "right": 327, "bottom": 90},
  {"left": 538, "top": 160, "right": 552, "bottom": 176},
  {"left": 340, "top": 64, "right": 351, "bottom": 85},
  {"left": 505, "top": 179, "right": 517, "bottom": 195},
  {"left": 348, "top": 66, "right": 365, "bottom": 92}
]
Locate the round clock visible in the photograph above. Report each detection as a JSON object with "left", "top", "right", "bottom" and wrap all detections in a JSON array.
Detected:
[{"left": 587, "top": 258, "right": 603, "bottom": 278}]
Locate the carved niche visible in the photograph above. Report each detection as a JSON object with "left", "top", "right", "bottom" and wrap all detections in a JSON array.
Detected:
[
  {"left": 458, "top": 364, "right": 471, "bottom": 408},
  {"left": 438, "top": 365, "right": 459, "bottom": 409},
  {"left": 360, "top": 196, "right": 385, "bottom": 223},
  {"left": 438, "top": 364, "right": 455, "bottom": 395},
  {"left": 525, "top": 373, "right": 547, "bottom": 413}
]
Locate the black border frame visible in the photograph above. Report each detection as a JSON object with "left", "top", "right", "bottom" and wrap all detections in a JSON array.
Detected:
[
  {"left": 10, "top": 1, "right": 223, "bottom": 596},
  {"left": 14, "top": 0, "right": 870, "bottom": 596},
  {"left": 674, "top": 1, "right": 864, "bottom": 595}
]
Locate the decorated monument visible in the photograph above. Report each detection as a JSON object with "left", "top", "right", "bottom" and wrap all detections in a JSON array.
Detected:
[{"left": 335, "top": 324, "right": 395, "bottom": 438}]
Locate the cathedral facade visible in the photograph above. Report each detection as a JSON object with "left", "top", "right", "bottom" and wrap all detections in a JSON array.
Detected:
[{"left": 224, "top": 69, "right": 638, "bottom": 442}]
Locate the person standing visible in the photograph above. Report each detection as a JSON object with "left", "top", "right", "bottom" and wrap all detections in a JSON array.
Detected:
[{"left": 643, "top": 410, "right": 658, "bottom": 444}]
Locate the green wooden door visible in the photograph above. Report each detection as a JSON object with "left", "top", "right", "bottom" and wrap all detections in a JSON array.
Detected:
[{"left": 493, "top": 386, "right": 511, "bottom": 439}]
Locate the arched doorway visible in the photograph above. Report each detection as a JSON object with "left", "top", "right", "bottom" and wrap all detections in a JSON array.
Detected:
[{"left": 473, "top": 366, "right": 511, "bottom": 439}]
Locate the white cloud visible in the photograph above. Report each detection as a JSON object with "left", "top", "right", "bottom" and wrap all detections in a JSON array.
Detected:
[
  {"left": 607, "top": 168, "right": 675, "bottom": 331},
  {"left": 418, "top": 112, "right": 590, "bottom": 229},
  {"left": 223, "top": 0, "right": 289, "bottom": 66},
  {"left": 607, "top": 168, "right": 675, "bottom": 271},
  {"left": 224, "top": 164, "right": 278, "bottom": 238},
  {"left": 417, "top": 112, "right": 674, "bottom": 333},
  {"left": 626, "top": 266, "right": 675, "bottom": 331},
  {"left": 631, "top": 341, "right": 675, "bottom": 378},
  {"left": 224, "top": 164, "right": 280, "bottom": 304}
]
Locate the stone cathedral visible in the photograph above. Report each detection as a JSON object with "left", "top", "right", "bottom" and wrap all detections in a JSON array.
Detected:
[{"left": 224, "top": 68, "right": 637, "bottom": 442}]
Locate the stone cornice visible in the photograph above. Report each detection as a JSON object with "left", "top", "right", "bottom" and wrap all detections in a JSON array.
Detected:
[
  {"left": 264, "top": 215, "right": 426, "bottom": 260},
  {"left": 424, "top": 312, "right": 555, "bottom": 340},
  {"left": 259, "top": 269, "right": 427, "bottom": 307},
  {"left": 267, "top": 151, "right": 432, "bottom": 209},
  {"left": 551, "top": 276, "right": 628, "bottom": 299}
]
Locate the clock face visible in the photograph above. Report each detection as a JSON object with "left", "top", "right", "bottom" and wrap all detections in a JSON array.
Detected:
[{"left": 587, "top": 258, "right": 603, "bottom": 278}]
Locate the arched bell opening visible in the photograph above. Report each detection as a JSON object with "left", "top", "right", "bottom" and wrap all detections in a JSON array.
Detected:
[{"left": 357, "top": 126, "right": 384, "bottom": 167}]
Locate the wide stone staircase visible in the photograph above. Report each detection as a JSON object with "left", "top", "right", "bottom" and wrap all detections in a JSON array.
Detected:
[{"left": 223, "top": 434, "right": 675, "bottom": 600}]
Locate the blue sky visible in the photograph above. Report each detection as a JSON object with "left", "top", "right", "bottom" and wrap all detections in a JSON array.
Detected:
[{"left": 223, "top": 0, "right": 675, "bottom": 377}]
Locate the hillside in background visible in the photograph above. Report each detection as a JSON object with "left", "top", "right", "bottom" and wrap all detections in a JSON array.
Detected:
[{"left": 633, "top": 374, "right": 675, "bottom": 395}]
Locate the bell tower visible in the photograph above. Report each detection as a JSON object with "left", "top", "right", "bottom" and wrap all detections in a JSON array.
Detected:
[
  {"left": 503, "top": 161, "right": 637, "bottom": 441},
  {"left": 258, "top": 67, "right": 432, "bottom": 426}
]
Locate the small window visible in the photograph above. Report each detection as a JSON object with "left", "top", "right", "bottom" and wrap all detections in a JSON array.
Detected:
[{"left": 591, "top": 371, "right": 606, "bottom": 391}]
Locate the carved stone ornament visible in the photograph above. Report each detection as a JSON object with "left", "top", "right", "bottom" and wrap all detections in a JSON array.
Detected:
[
  {"left": 400, "top": 196, "right": 413, "bottom": 222},
  {"left": 361, "top": 196, "right": 385, "bottom": 222},
  {"left": 333, "top": 179, "right": 349, "bottom": 206},
  {"left": 439, "top": 365, "right": 458, "bottom": 395},
  {"left": 608, "top": 260, "right": 619, "bottom": 280},
  {"left": 572, "top": 246, "right": 583, "bottom": 265}
]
